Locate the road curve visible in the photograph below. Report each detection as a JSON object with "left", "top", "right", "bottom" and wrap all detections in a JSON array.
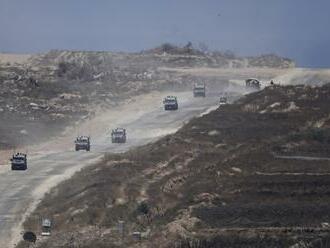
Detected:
[{"left": 0, "top": 91, "right": 221, "bottom": 247}]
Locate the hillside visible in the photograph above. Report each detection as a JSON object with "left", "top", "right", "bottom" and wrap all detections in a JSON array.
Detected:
[
  {"left": 0, "top": 47, "right": 294, "bottom": 150},
  {"left": 19, "top": 83, "right": 330, "bottom": 248}
]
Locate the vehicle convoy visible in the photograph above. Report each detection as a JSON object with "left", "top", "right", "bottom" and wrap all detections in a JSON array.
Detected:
[
  {"left": 75, "top": 136, "right": 90, "bottom": 151},
  {"left": 219, "top": 96, "right": 228, "bottom": 106},
  {"left": 11, "top": 153, "right": 27, "bottom": 170},
  {"left": 163, "top": 96, "right": 178, "bottom": 110},
  {"left": 111, "top": 128, "right": 127, "bottom": 143},
  {"left": 245, "top": 78, "right": 261, "bottom": 90},
  {"left": 193, "top": 83, "right": 206, "bottom": 97}
]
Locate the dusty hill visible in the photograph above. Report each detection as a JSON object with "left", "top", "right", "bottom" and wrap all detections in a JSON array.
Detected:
[
  {"left": 0, "top": 53, "right": 31, "bottom": 65},
  {"left": 19, "top": 83, "right": 330, "bottom": 248},
  {"left": 0, "top": 47, "right": 294, "bottom": 150},
  {"left": 0, "top": 50, "right": 194, "bottom": 149},
  {"left": 143, "top": 43, "right": 294, "bottom": 69}
]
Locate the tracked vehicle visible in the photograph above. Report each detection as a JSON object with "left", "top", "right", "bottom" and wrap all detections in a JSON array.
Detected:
[
  {"left": 111, "top": 128, "right": 127, "bottom": 143},
  {"left": 41, "top": 218, "right": 52, "bottom": 236},
  {"left": 11, "top": 153, "right": 27, "bottom": 170},
  {"left": 193, "top": 83, "right": 206, "bottom": 97},
  {"left": 245, "top": 78, "right": 261, "bottom": 90},
  {"left": 219, "top": 96, "right": 228, "bottom": 106},
  {"left": 163, "top": 96, "right": 178, "bottom": 110},
  {"left": 75, "top": 136, "right": 90, "bottom": 151}
]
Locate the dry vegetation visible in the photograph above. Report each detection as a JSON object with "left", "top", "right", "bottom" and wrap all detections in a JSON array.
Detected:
[
  {"left": 18, "top": 83, "right": 330, "bottom": 248},
  {"left": 0, "top": 46, "right": 293, "bottom": 149}
]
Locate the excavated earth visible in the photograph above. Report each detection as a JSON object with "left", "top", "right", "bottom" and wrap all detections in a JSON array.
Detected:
[{"left": 18, "top": 83, "right": 330, "bottom": 248}]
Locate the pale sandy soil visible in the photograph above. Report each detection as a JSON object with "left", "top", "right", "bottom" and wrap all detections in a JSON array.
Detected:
[
  {"left": 0, "top": 53, "right": 31, "bottom": 65},
  {"left": 159, "top": 67, "right": 291, "bottom": 79},
  {"left": 0, "top": 90, "right": 169, "bottom": 171},
  {"left": 161, "top": 67, "right": 330, "bottom": 89}
]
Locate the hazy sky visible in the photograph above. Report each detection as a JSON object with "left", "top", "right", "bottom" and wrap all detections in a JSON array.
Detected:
[{"left": 0, "top": 0, "right": 329, "bottom": 67}]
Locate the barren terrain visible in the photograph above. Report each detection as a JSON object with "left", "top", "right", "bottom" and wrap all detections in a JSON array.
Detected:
[
  {"left": 3, "top": 46, "right": 330, "bottom": 248},
  {"left": 16, "top": 82, "right": 330, "bottom": 248}
]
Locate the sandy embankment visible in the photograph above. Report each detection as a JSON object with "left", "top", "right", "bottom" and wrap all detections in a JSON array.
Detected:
[{"left": 0, "top": 53, "right": 31, "bottom": 65}]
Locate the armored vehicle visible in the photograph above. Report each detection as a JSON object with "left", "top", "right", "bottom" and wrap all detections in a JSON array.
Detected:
[
  {"left": 219, "top": 96, "right": 228, "bottom": 106},
  {"left": 193, "top": 83, "right": 206, "bottom": 97},
  {"left": 163, "top": 96, "right": 178, "bottom": 110},
  {"left": 11, "top": 153, "right": 27, "bottom": 170},
  {"left": 41, "top": 218, "right": 52, "bottom": 236},
  {"left": 75, "top": 136, "right": 90, "bottom": 151},
  {"left": 245, "top": 78, "right": 261, "bottom": 90},
  {"left": 111, "top": 128, "right": 127, "bottom": 143}
]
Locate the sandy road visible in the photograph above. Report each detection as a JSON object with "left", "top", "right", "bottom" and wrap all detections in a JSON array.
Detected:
[{"left": 0, "top": 90, "right": 222, "bottom": 247}]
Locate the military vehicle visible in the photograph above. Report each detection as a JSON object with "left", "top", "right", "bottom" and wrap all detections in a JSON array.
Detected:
[
  {"left": 75, "top": 136, "right": 90, "bottom": 151},
  {"left": 163, "top": 96, "right": 178, "bottom": 110},
  {"left": 193, "top": 83, "right": 206, "bottom": 97},
  {"left": 245, "top": 78, "right": 261, "bottom": 90},
  {"left": 111, "top": 128, "right": 127, "bottom": 143},
  {"left": 219, "top": 96, "right": 228, "bottom": 106},
  {"left": 11, "top": 153, "right": 27, "bottom": 170},
  {"left": 41, "top": 218, "right": 52, "bottom": 236}
]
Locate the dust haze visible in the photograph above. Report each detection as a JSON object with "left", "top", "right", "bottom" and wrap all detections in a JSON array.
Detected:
[{"left": 0, "top": 42, "right": 329, "bottom": 248}]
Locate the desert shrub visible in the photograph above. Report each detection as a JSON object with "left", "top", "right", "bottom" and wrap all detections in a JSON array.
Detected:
[
  {"left": 137, "top": 201, "right": 150, "bottom": 215},
  {"left": 288, "top": 128, "right": 330, "bottom": 143},
  {"left": 308, "top": 128, "right": 330, "bottom": 143}
]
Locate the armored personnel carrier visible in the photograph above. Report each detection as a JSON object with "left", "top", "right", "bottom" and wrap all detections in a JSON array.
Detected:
[
  {"left": 219, "top": 96, "right": 228, "bottom": 106},
  {"left": 163, "top": 96, "right": 178, "bottom": 110},
  {"left": 245, "top": 78, "right": 261, "bottom": 90},
  {"left": 193, "top": 83, "right": 206, "bottom": 97},
  {"left": 75, "top": 136, "right": 90, "bottom": 151},
  {"left": 11, "top": 153, "right": 27, "bottom": 170},
  {"left": 111, "top": 128, "right": 127, "bottom": 143},
  {"left": 41, "top": 218, "right": 52, "bottom": 236}
]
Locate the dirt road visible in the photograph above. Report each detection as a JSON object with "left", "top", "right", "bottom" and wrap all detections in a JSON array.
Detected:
[{"left": 0, "top": 90, "right": 222, "bottom": 247}]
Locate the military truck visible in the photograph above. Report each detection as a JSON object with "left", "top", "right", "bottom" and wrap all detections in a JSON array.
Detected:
[
  {"left": 163, "top": 96, "right": 178, "bottom": 110},
  {"left": 193, "top": 83, "right": 206, "bottom": 97},
  {"left": 41, "top": 218, "right": 52, "bottom": 236},
  {"left": 111, "top": 128, "right": 127, "bottom": 143},
  {"left": 75, "top": 136, "right": 90, "bottom": 151},
  {"left": 219, "top": 96, "right": 227, "bottom": 106},
  {"left": 11, "top": 153, "right": 27, "bottom": 170},
  {"left": 245, "top": 78, "right": 261, "bottom": 90}
]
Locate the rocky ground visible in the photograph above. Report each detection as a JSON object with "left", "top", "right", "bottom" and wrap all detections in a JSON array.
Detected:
[
  {"left": 17, "top": 83, "right": 330, "bottom": 248},
  {"left": 0, "top": 46, "right": 293, "bottom": 150}
]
